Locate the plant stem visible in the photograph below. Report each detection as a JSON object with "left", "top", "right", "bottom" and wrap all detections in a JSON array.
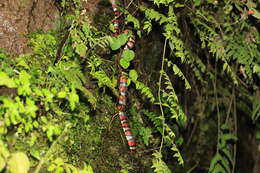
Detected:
[
  {"left": 213, "top": 60, "right": 220, "bottom": 153},
  {"left": 232, "top": 86, "right": 237, "bottom": 173},
  {"left": 158, "top": 39, "right": 167, "bottom": 153}
]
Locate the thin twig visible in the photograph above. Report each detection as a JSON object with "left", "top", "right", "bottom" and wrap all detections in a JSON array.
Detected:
[
  {"left": 113, "top": 0, "right": 135, "bottom": 20},
  {"left": 158, "top": 39, "right": 168, "bottom": 153},
  {"left": 232, "top": 86, "right": 237, "bottom": 173},
  {"left": 213, "top": 60, "right": 221, "bottom": 152},
  {"left": 187, "top": 162, "right": 199, "bottom": 173},
  {"left": 237, "top": 77, "right": 249, "bottom": 88},
  {"left": 186, "top": 117, "right": 199, "bottom": 147},
  {"left": 225, "top": 94, "right": 234, "bottom": 124},
  {"left": 108, "top": 113, "right": 119, "bottom": 131}
]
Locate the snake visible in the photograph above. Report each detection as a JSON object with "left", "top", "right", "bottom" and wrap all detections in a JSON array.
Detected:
[{"left": 111, "top": 0, "right": 137, "bottom": 151}]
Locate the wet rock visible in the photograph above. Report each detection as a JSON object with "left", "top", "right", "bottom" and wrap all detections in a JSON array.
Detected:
[{"left": 0, "top": 0, "right": 59, "bottom": 54}]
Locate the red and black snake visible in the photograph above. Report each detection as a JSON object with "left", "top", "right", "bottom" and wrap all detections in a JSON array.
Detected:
[{"left": 111, "top": 0, "right": 137, "bottom": 151}]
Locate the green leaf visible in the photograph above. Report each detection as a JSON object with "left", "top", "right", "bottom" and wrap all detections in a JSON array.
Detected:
[
  {"left": 0, "top": 140, "right": 10, "bottom": 159},
  {"left": 120, "top": 59, "right": 130, "bottom": 69},
  {"left": 33, "top": 121, "right": 39, "bottom": 128},
  {"left": 212, "top": 164, "right": 227, "bottom": 173},
  {"left": 16, "top": 58, "right": 30, "bottom": 69},
  {"left": 143, "top": 21, "right": 152, "bottom": 34},
  {"left": 75, "top": 43, "right": 87, "bottom": 57},
  {"left": 48, "top": 164, "right": 56, "bottom": 172},
  {"left": 209, "top": 153, "right": 222, "bottom": 171},
  {"left": 220, "top": 134, "right": 238, "bottom": 142},
  {"left": 84, "top": 163, "right": 94, "bottom": 173},
  {"left": 17, "top": 71, "right": 32, "bottom": 95},
  {"left": 172, "top": 64, "right": 191, "bottom": 89},
  {"left": 68, "top": 87, "right": 79, "bottom": 110},
  {"left": 109, "top": 23, "right": 116, "bottom": 33},
  {"left": 151, "top": 152, "right": 171, "bottom": 173},
  {"left": 64, "top": 164, "right": 75, "bottom": 173},
  {"left": 7, "top": 152, "right": 30, "bottom": 173},
  {"left": 30, "top": 150, "right": 41, "bottom": 160},
  {"left": 126, "top": 14, "right": 140, "bottom": 29},
  {"left": 118, "top": 49, "right": 135, "bottom": 69},
  {"left": 253, "top": 64, "right": 260, "bottom": 75},
  {"left": 140, "top": 128, "right": 152, "bottom": 146},
  {"left": 25, "top": 98, "right": 38, "bottom": 118},
  {"left": 54, "top": 158, "right": 64, "bottom": 166},
  {"left": 221, "top": 148, "right": 232, "bottom": 163},
  {"left": 0, "top": 156, "right": 5, "bottom": 172},
  {"left": 109, "top": 34, "right": 128, "bottom": 50},
  {"left": 118, "top": 33, "right": 129, "bottom": 46},
  {"left": 122, "top": 50, "right": 135, "bottom": 61},
  {"left": 251, "top": 9, "right": 260, "bottom": 19},
  {"left": 0, "top": 72, "right": 16, "bottom": 88},
  {"left": 220, "top": 155, "right": 231, "bottom": 173},
  {"left": 137, "top": 31, "right": 141, "bottom": 38},
  {"left": 56, "top": 167, "right": 64, "bottom": 173},
  {"left": 46, "top": 125, "right": 59, "bottom": 141},
  {"left": 194, "top": 0, "right": 201, "bottom": 6},
  {"left": 57, "top": 91, "right": 67, "bottom": 98},
  {"left": 129, "top": 69, "right": 138, "bottom": 81},
  {"left": 109, "top": 37, "right": 121, "bottom": 50}
]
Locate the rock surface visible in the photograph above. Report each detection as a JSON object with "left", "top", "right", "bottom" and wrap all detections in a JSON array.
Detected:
[{"left": 0, "top": 0, "right": 59, "bottom": 54}]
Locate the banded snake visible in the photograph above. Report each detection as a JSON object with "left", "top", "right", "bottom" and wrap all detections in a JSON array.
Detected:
[{"left": 111, "top": 0, "right": 137, "bottom": 151}]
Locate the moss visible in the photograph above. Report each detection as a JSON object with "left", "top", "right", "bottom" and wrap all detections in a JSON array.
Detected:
[
  {"left": 19, "top": 0, "right": 31, "bottom": 8},
  {"left": 54, "top": 93, "right": 140, "bottom": 172}
]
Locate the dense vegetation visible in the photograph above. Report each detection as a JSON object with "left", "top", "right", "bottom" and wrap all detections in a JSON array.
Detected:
[{"left": 0, "top": 0, "right": 259, "bottom": 172}]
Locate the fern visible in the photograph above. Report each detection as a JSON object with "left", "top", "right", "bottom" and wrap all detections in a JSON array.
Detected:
[
  {"left": 130, "top": 107, "right": 153, "bottom": 146},
  {"left": 189, "top": 6, "right": 260, "bottom": 85},
  {"left": 209, "top": 125, "right": 237, "bottom": 173},
  {"left": 167, "top": 61, "right": 191, "bottom": 89},
  {"left": 142, "top": 110, "right": 163, "bottom": 134},
  {"left": 142, "top": 110, "right": 184, "bottom": 165},
  {"left": 68, "top": 14, "right": 109, "bottom": 58},
  {"left": 252, "top": 93, "right": 260, "bottom": 122},
  {"left": 187, "top": 54, "right": 208, "bottom": 83},
  {"left": 151, "top": 152, "right": 171, "bottom": 173},
  {"left": 50, "top": 61, "right": 97, "bottom": 108},
  {"left": 135, "top": 81, "right": 155, "bottom": 103},
  {"left": 148, "top": 0, "right": 175, "bottom": 6},
  {"left": 140, "top": 7, "right": 167, "bottom": 34},
  {"left": 87, "top": 54, "right": 118, "bottom": 96},
  {"left": 161, "top": 71, "right": 186, "bottom": 125}
]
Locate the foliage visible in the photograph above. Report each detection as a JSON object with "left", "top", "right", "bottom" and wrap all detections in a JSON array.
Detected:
[
  {"left": 0, "top": 0, "right": 259, "bottom": 172},
  {"left": 138, "top": 0, "right": 259, "bottom": 172},
  {"left": 151, "top": 152, "right": 171, "bottom": 173},
  {"left": 0, "top": 8, "right": 97, "bottom": 171},
  {"left": 47, "top": 158, "right": 93, "bottom": 173},
  {"left": 0, "top": 140, "right": 30, "bottom": 173},
  {"left": 209, "top": 125, "right": 238, "bottom": 173}
]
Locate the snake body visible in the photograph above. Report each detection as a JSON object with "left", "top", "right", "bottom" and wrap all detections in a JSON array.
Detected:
[
  {"left": 111, "top": 0, "right": 137, "bottom": 151},
  {"left": 118, "top": 73, "right": 136, "bottom": 150}
]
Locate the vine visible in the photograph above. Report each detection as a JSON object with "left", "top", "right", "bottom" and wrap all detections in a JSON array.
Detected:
[{"left": 0, "top": 0, "right": 259, "bottom": 172}]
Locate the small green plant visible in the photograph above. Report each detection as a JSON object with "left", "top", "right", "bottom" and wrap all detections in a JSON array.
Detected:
[
  {"left": 209, "top": 125, "right": 237, "bottom": 173},
  {"left": 0, "top": 0, "right": 259, "bottom": 172},
  {"left": 0, "top": 140, "right": 30, "bottom": 173},
  {"left": 47, "top": 158, "right": 93, "bottom": 173}
]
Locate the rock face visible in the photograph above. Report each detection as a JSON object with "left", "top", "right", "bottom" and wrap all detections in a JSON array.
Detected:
[{"left": 0, "top": 0, "right": 59, "bottom": 54}]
